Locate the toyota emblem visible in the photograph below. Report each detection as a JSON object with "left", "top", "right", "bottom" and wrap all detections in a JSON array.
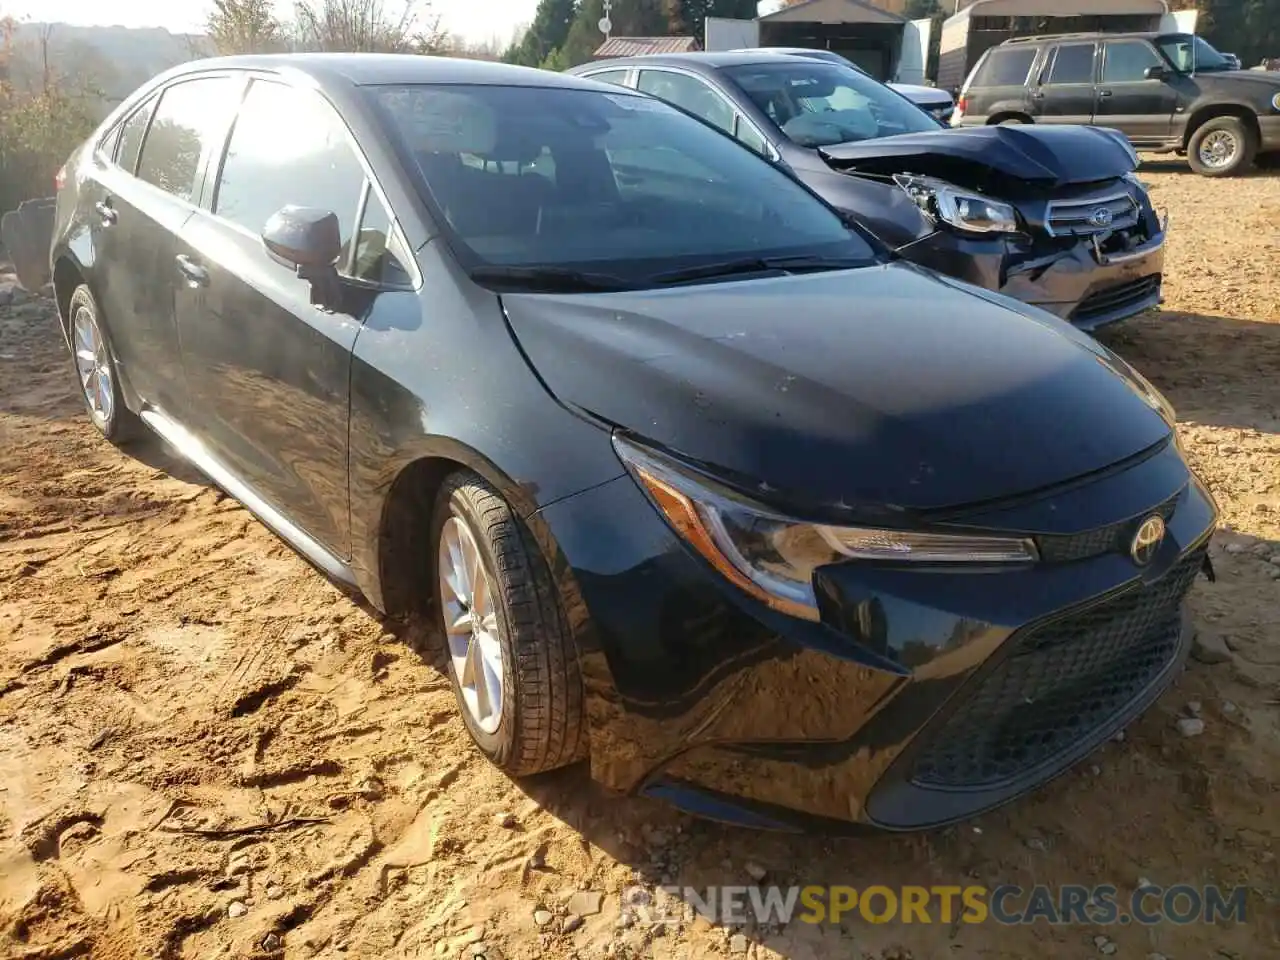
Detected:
[
  {"left": 1130, "top": 514, "right": 1166, "bottom": 566},
  {"left": 1088, "top": 206, "right": 1114, "bottom": 228}
]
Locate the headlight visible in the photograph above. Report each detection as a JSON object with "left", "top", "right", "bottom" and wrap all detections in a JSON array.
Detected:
[
  {"left": 893, "top": 174, "right": 1020, "bottom": 235},
  {"left": 1272, "top": 91, "right": 1280, "bottom": 112},
  {"left": 614, "top": 436, "right": 1039, "bottom": 622}
]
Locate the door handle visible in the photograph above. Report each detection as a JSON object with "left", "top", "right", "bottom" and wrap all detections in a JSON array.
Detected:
[
  {"left": 94, "top": 200, "right": 117, "bottom": 225},
  {"left": 175, "top": 254, "right": 209, "bottom": 288},
  {"left": 1031, "top": 91, "right": 1044, "bottom": 99},
  {"left": 1098, "top": 89, "right": 1113, "bottom": 98}
]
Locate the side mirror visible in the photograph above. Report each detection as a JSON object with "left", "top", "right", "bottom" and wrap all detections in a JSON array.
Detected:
[
  {"left": 262, "top": 205, "right": 343, "bottom": 308},
  {"left": 1143, "top": 64, "right": 1169, "bottom": 81}
]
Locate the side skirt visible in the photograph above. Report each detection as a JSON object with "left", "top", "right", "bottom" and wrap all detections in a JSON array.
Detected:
[{"left": 139, "top": 408, "right": 359, "bottom": 590}]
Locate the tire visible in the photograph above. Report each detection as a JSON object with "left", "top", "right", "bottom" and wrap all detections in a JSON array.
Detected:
[
  {"left": 67, "top": 284, "right": 142, "bottom": 444},
  {"left": 994, "top": 116, "right": 1029, "bottom": 126},
  {"left": 430, "top": 471, "right": 586, "bottom": 776},
  {"left": 1187, "top": 116, "right": 1257, "bottom": 177}
]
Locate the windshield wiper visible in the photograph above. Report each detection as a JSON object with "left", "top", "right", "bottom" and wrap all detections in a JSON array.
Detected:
[
  {"left": 468, "top": 265, "right": 635, "bottom": 293},
  {"left": 651, "top": 255, "right": 867, "bottom": 286}
]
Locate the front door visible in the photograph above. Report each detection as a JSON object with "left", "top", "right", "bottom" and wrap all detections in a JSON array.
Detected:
[
  {"left": 173, "top": 77, "right": 387, "bottom": 558},
  {"left": 1095, "top": 39, "right": 1181, "bottom": 144},
  {"left": 1032, "top": 41, "right": 1098, "bottom": 125}
]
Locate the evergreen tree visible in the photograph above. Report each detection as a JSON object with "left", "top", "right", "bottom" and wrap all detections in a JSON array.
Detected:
[{"left": 503, "top": 0, "right": 577, "bottom": 66}]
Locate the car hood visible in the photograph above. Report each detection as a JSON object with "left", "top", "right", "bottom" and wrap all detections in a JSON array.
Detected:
[
  {"left": 887, "top": 82, "right": 952, "bottom": 104},
  {"left": 819, "top": 124, "right": 1137, "bottom": 192},
  {"left": 1202, "top": 69, "right": 1280, "bottom": 88},
  {"left": 501, "top": 264, "right": 1172, "bottom": 517}
]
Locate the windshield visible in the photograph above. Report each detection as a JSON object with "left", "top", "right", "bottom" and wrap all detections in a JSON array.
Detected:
[
  {"left": 1157, "top": 34, "right": 1234, "bottom": 73},
  {"left": 722, "top": 61, "right": 940, "bottom": 148},
  {"left": 365, "top": 83, "right": 875, "bottom": 285}
]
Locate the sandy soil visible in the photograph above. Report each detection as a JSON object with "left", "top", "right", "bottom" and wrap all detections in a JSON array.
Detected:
[{"left": 1, "top": 167, "right": 1278, "bottom": 960}]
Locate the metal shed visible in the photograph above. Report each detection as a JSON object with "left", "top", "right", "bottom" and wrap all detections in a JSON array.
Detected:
[
  {"left": 705, "top": 0, "right": 935, "bottom": 84},
  {"left": 937, "top": 0, "right": 1182, "bottom": 91}
]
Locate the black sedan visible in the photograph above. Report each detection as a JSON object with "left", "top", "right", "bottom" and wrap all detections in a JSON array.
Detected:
[
  {"left": 52, "top": 54, "right": 1215, "bottom": 832},
  {"left": 569, "top": 51, "right": 1168, "bottom": 331}
]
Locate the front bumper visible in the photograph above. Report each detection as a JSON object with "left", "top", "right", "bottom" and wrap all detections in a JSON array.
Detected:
[
  {"left": 536, "top": 439, "right": 1217, "bottom": 832},
  {"left": 895, "top": 188, "right": 1166, "bottom": 332}
]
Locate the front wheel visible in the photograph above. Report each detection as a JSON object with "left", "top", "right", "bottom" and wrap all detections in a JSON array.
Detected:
[
  {"left": 431, "top": 471, "right": 586, "bottom": 776},
  {"left": 1187, "top": 116, "right": 1257, "bottom": 177}
]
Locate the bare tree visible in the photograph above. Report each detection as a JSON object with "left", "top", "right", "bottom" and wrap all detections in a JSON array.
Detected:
[
  {"left": 206, "top": 0, "right": 285, "bottom": 55},
  {"left": 291, "top": 0, "right": 445, "bottom": 54}
]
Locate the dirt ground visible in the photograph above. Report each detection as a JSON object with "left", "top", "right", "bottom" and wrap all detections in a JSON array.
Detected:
[{"left": 1, "top": 165, "right": 1278, "bottom": 960}]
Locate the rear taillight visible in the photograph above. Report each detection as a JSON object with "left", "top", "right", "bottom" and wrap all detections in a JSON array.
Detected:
[
  {"left": 55, "top": 164, "right": 68, "bottom": 191},
  {"left": 957, "top": 95, "right": 968, "bottom": 113}
]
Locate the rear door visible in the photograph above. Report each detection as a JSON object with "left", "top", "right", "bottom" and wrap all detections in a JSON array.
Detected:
[
  {"left": 92, "top": 75, "right": 243, "bottom": 420},
  {"left": 959, "top": 45, "right": 1039, "bottom": 123},
  {"left": 1095, "top": 39, "right": 1181, "bottom": 144},
  {"left": 174, "top": 76, "right": 415, "bottom": 558},
  {"left": 1032, "top": 42, "right": 1099, "bottom": 125}
]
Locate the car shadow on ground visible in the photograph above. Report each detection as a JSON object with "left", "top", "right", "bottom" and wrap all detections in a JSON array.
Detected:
[{"left": 1098, "top": 309, "right": 1280, "bottom": 434}]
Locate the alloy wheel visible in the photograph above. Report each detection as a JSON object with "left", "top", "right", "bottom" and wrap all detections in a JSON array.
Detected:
[
  {"left": 438, "top": 513, "right": 504, "bottom": 734},
  {"left": 73, "top": 305, "right": 114, "bottom": 423},
  {"left": 1198, "top": 130, "right": 1238, "bottom": 170}
]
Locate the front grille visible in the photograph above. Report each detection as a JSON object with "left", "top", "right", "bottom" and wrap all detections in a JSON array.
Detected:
[
  {"left": 1071, "top": 275, "right": 1161, "bottom": 325},
  {"left": 1045, "top": 193, "right": 1141, "bottom": 237},
  {"left": 911, "top": 546, "right": 1205, "bottom": 789},
  {"left": 1036, "top": 490, "right": 1180, "bottom": 564}
]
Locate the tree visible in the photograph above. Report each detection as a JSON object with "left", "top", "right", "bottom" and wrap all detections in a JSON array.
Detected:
[
  {"left": 666, "top": 1, "right": 759, "bottom": 41},
  {"left": 290, "top": 0, "right": 447, "bottom": 53},
  {"left": 903, "top": 0, "right": 942, "bottom": 18},
  {"left": 503, "top": 0, "right": 575, "bottom": 67},
  {"left": 206, "top": 0, "right": 284, "bottom": 55}
]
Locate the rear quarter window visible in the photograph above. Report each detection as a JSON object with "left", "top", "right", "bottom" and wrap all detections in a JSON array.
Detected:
[{"left": 972, "top": 47, "right": 1038, "bottom": 87}]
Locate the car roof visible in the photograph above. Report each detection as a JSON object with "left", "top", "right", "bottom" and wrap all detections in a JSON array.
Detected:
[
  {"left": 573, "top": 51, "right": 801, "bottom": 73},
  {"left": 1002, "top": 31, "right": 1168, "bottom": 46},
  {"left": 165, "top": 52, "right": 612, "bottom": 89}
]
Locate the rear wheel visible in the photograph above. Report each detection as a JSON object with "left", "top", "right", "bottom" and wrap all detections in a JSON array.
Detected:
[
  {"left": 431, "top": 471, "right": 586, "bottom": 776},
  {"left": 68, "top": 285, "right": 141, "bottom": 444},
  {"left": 1187, "top": 116, "right": 1256, "bottom": 177},
  {"left": 993, "top": 115, "right": 1030, "bottom": 126}
]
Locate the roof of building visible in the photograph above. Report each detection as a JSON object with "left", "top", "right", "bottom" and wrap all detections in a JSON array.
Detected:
[
  {"left": 759, "top": 0, "right": 906, "bottom": 26},
  {"left": 593, "top": 36, "right": 701, "bottom": 59}
]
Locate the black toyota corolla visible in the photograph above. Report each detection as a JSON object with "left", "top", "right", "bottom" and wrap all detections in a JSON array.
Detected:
[{"left": 51, "top": 54, "right": 1216, "bottom": 832}]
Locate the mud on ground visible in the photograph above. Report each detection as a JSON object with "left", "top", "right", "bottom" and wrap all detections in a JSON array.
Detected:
[{"left": 1, "top": 167, "right": 1278, "bottom": 959}]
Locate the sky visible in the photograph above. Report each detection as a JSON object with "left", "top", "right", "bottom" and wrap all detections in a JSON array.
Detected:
[{"left": 2, "top": 0, "right": 539, "bottom": 45}]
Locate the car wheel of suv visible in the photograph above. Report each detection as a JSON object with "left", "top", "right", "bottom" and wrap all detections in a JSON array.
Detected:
[
  {"left": 1188, "top": 116, "right": 1256, "bottom": 176},
  {"left": 431, "top": 470, "right": 586, "bottom": 776},
  {"left": 69, "top": 285, "right": 141, "bottom": 444}
]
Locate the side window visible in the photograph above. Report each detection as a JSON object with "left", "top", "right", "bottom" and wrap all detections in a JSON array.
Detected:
[
  {"left": 116, "top": 97, "right": 157, "bottom": 175},
  {"left": 637, "top": 70, "right": 735, "bottom": 134},
  {"left": 136, "top": 78, "right": 239, "bottom": 202},
  {"left": 1045, "top": 44, "right": 1097, "bottom": 85},
  {"left": 973, "top": 47, "right": 1038, "bottom": 87},
  {"left": 734, "top": 118, "right": 770, "bottom": 157},
  {"left": 214, "top": 79, "right": 365, "bottom": 248},
  {"left": 1102, "top": 42, "right": 1164, "bottom": 83},
  {"left": 99, "top": 121, "right": 123, "bottom": 160},
  {"left": 584, "top": 69, "right": 629, "bottom": 87},
  {"left": 349, "top": 188, "right": 413, "bottom": 287}
]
